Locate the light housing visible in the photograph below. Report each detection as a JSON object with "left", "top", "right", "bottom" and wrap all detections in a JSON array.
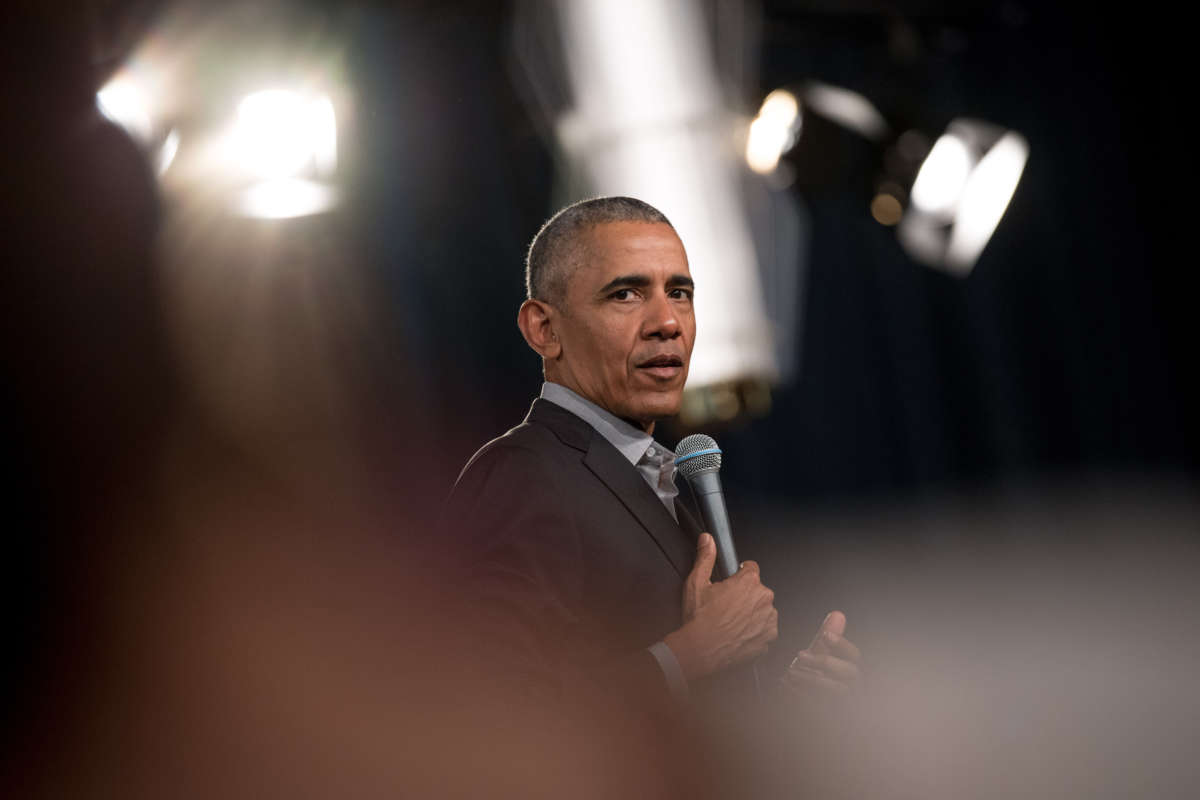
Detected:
[{"left": 896, "top": 118, "right": 1029, "bottom": 275}]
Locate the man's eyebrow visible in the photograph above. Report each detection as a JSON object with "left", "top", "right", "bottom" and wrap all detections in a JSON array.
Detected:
[
  {"left": 595, "top": 274, "right": 695, "bottom": 295},
  {"left": 596, "top": 274, "right": 652, "bottom": 295}
]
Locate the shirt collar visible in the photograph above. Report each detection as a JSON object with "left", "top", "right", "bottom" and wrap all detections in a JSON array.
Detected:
[{"left": 539, "top": 382, "right": 673, "bottom": 467}]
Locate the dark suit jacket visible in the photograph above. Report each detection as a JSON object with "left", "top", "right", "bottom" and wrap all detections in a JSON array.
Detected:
[
  {"left": 442, "top": 398, "right": 803, "bottom": 798},
  {"left": 441, "top": 397, "right": 704, "bottom": 708}
]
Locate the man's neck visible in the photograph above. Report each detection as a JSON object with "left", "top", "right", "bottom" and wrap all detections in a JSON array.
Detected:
[{"left": 542, "top": 378, "right": 654, "bottom": 434}]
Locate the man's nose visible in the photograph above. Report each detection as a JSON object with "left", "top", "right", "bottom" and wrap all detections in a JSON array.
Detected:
[{"left": 642, "top": 292, "right": 681, "bottom": 339}]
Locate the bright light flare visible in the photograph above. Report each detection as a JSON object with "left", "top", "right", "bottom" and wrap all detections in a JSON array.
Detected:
[
  {"left": 746, "top": 89, "right": 800, "bottom": 174},
  {"left": 157, "top": 128, "right": 180, "bottom": 176},
  {"left": 310, "top": 96, "right": 338, "bottom": 175},
  {"left": 97, "top": 74, "right": 154, "bottom": 142},
  {"left": 232, "top": 90, "right": 337, "bottom": 180},
  {"left": 899, "top": 120, "right": 1030, "bottom": 275},
  {"left": 236, "top": 178, "right": 339, "bottom": 219},
  {"left": 947, "top": 131, "right": 1029, "bottom": 271},
  {"left": 910, "top": 133, "right": 972, "bottom": 217}
]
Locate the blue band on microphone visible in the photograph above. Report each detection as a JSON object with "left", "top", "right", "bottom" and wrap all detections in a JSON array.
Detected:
[{"left": 674, "top": 447, "right": 721, "bottom": 466}]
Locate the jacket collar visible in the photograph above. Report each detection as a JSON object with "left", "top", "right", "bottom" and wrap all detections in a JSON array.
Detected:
[{"left": 539, "top": 382, "right": 666, "bottom": 467}]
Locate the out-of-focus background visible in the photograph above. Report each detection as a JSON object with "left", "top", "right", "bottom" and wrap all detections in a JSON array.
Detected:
[{"left": 5, "top": 1, "right": 1196, "bottom": 798}]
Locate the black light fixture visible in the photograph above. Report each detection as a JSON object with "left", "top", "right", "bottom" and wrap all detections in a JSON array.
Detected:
[{"left": 747, "top": 83, "right": 1030, "bottom": 277}]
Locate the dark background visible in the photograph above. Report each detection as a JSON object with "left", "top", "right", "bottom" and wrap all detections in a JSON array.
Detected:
[{"left": 344, "top": 1, "right": 1196, "bottom": 502}]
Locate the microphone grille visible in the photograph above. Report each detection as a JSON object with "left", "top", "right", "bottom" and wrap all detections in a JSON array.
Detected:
[{"left": 674, "top": 433, "right": 722, "bottom": 478}]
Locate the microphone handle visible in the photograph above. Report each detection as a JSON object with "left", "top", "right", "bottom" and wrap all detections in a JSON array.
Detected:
[
  {"left": 688, "top": 470, "right": 763, "bottom": 700},
  {"left": 688, "top": 470, "right": 739, "bottom": 580}
]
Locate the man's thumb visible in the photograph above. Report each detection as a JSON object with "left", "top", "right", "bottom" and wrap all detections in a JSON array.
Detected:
[
  {"left": 821, "top": 610, "right": 847, "bottom": 637},
  {"left": 691, "top": 533, "right": 716, "bottom": 582},
  {"left": 808, "top": 610, "right": 847, "bottom": 653}
]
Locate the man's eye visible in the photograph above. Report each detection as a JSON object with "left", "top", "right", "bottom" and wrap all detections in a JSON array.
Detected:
[
  {"left": 610, "top": 289, "right": 636, "bottom": 301},
  {"left": 669, "top": 288, "right": 693, "bottom": 300}
]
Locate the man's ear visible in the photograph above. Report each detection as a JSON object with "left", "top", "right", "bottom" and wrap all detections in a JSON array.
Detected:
[{"left": 517, "top": 298, "right": 561, "bottom": 359}]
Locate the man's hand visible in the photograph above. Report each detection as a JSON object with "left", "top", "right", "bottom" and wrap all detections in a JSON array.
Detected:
[
  {"left": 782, "top": 610, "right": 861, "bottom": 697},
  {"left": 663, "top": 533, "right": 779, "bottom": 681}
]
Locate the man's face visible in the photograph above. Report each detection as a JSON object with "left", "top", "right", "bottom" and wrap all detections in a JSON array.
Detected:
[{"left": 550, "top": 221, "right": 696, "bottom": 431}]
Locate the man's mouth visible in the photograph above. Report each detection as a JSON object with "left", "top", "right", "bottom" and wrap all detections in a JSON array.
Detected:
[{"left": 636, "top": 354, "right": 685, "bottom": 379}]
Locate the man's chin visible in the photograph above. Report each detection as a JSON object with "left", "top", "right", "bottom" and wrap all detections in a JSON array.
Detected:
[{"left": 627, "top": 393, "right": 684, "bottom": 429}]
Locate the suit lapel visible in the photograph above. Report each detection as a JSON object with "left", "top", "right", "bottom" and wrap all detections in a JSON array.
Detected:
[
  {"left": 675, "top": 498, "right": 703, "bottom": 541},
  {"left": 529, "top": 399, "right": 694, "bottom": 579},
  {"left": 582, "top": 438, "right": 694, "bottom": 578}
]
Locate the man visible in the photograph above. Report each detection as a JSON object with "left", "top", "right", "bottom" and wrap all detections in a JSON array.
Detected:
[{"left": 442, "top": 197, "right": 859, "bottom": 785}]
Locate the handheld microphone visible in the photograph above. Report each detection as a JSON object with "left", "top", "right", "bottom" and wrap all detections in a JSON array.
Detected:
[{"left": 674, "top": 434, "right": 738, "bottom": 580}]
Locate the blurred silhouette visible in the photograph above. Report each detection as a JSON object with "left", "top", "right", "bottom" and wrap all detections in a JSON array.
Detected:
[{"left": 3, "top": 5, "right": 674, "bottom": 798}]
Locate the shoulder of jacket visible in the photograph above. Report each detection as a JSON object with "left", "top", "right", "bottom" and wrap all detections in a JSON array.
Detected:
[{"left": 454, "top": 421, "right": 574, "bottom": 485}]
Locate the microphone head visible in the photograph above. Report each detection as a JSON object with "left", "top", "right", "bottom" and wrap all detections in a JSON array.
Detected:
[{"left": 674, "top": 433, "right": 722, "bottom": 479}]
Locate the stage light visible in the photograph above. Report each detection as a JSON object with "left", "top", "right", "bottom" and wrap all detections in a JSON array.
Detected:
[
  {"left": 236, "top": 177, "right": 338, "bottom": 219},
  {"left": 89, "top": 0, "right": 349, "bottom": 224},
  {"left": 222, "top": 89, "right": 339, "bottom": 219},
  {"left": 97, "top": 72, "right": 154, "bottom": 143},
  {"left": 746, "top": 89, "right": 800, "bottom": 174},
  {"left": 97, "top": 70, "right": 181, "bottom": 178},
  {"left": 896, "top": 119, "right": 1029, "bottom": 275},
  {"left": 909, "top": 132, "right": 971, "bottom": 217},
  {"left": 231, "top": 90, "right": 337, "bottom": 181},
  {"left": 945, "top": 131, "right": 1028, "bottom": 271},
  {"left": 745, "top": 81, "right": 889, "bottom": 177}
]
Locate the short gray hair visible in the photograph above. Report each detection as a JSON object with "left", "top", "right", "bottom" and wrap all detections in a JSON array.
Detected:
[{"left": 525, "top": 196, "right": 674, "bottom": 308}]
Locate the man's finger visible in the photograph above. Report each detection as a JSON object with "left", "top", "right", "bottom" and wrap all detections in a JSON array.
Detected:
[
  {"left": 781, "top": 667, "right": 850, "bottom": 696},
  {"left": 754, "top": 587, "right": 776, "bottom": 610},
  {"left": 789, "top": 650, "right": 859, "bottom": 684},
  {"left": 754, "top": 607, "right": 779, "bottom": 644},
  {"left": 820, "top": 610, "right": 847, "bottom": 637},
  {"left": 824, "top": 632, "right": 861, "bottom": 664},
  {"left": 689, "top": 533, "right": 716, "bottom": 584},
  {"left": 735, "top": 560, "right": 760, "bottom": 579},
  {"left": 808, "top": 610, "right": 847, "bottom": 653}
]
